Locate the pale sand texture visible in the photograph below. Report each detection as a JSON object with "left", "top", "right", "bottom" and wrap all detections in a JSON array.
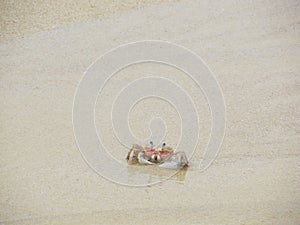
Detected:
[
  {"left": 0, "top": 0, "right": 177, "bottom": 41},
  {"left": 0, "top": 0, "right": 300, "bottom": 224}
]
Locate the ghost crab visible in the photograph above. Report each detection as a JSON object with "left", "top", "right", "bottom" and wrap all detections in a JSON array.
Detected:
[{"left": 126, "top": 141, "right": 188, "bottom": 169}]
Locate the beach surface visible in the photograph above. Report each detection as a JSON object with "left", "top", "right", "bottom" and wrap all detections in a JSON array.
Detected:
[{"left": 1, "top": 0, "right": 299, "bottom": 224}]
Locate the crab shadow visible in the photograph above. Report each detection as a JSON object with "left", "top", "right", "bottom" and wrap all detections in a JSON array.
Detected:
[{"left": 126, "top": 164, "right": 188, "bottom": 185}]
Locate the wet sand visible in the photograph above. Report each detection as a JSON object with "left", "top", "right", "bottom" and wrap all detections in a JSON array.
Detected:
[{"left": 1, "top": 0, "right": 299, "bottom": 224}]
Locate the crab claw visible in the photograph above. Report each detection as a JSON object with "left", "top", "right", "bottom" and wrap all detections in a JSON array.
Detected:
[
  {"left": 138, "top": 152, "right": 153, "bottom": 165},
  {"left": 159, "top": 151, "right": 188, "bottom": 169}
]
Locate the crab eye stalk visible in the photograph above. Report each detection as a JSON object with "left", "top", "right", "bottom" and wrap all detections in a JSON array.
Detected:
[
  {"left": 150, "top": 141, "right": 153, "bottom": 148},
  {"left": 162, "top": 143, "right": 166, "bottom": 150}
]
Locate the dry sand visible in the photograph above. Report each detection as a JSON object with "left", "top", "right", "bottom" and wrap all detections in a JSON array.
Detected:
[
  {"left": 0, "top": 0, "right": 299, "bottom": 224},
  {"left": 0, "top": 0, "right": 178, "bottom": 42}
]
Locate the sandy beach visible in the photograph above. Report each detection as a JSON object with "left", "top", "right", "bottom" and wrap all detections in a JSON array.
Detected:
[{"left": 1, "top": 0, "right": 299, "bottom": 224}]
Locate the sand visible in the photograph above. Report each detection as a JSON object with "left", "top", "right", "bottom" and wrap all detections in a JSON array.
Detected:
[
  {"left": 0, "top": 0, "right": 299, "bottom": 224},
  {"left": 0, "top": 0, "right": 178, "bottom": 42}
]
